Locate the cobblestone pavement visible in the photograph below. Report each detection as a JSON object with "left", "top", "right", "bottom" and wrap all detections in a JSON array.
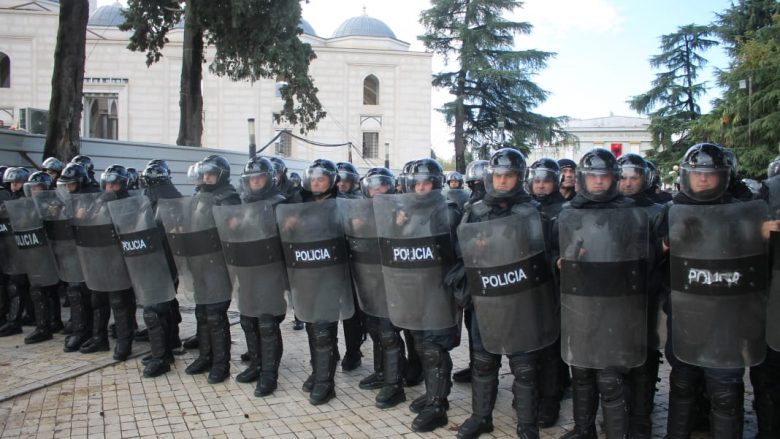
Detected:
[{"left": 0, "top": 306, "right": 759, "bottom": 438}]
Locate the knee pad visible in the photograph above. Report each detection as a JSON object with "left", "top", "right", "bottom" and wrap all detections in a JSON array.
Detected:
[
  {"left": 143, "top": 309, "right": 161, "bottom": 328},
  {"left": 379, "top": 329, "right": 401, "bottom": 350},
  {"left": 597, "top": 369, "right": 625, "bottom": 401},
  {"left": 194, "top": 305, "right": 208, "bottom": 323},
  {"left": 707, "top": 381, "right": 744, "bottom": 416},
  {"left": 669, "top": 367, "right": 699, "bottom": 399},
  {"left": 258, "top": 315, "right": 280, "bottom": 336},
  {"left": 571, "top": 367, "right": 596, "bottom": 385},
  {"left": 472, "top": 350, "right": 500, "bottom": 375},
  {"left": 312, "top": 323, "right": 336, "bottom": 348},
  {"left": 240, "top": 315, "right": 257, "bottom": 333},
  {"left": 206, "top": 310, "right": 227, "bottom": 327},
  {"left": 509, "top": 358, "right": 537, "bottom": 384},
  {"left": 422, "top": 342, "right": 445, "bottom": 368}
]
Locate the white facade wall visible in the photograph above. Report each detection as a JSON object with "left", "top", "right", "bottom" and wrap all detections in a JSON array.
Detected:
[{"left": 0, "top": 1, "right": 432, "bottom": 169}]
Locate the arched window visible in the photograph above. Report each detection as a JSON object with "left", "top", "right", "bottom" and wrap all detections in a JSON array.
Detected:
[
  {"left": 0, "top": 52, "right": 10, "bottom": 88},
  {"left": 363, "top": 75, "right": 379, "bottom": 105}
]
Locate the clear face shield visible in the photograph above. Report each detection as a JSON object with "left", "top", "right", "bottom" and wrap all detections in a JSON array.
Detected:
[
  {"left": 526, "top": 168, "right": 558, "bottom": 196},
  {"left": 409, "top": 173, "right": 442, "bottom": 194},
  {"left": 485, "top": 167, "right": 523, "bottom": 198},
  {"left": 618, "top": 166, "right": 648, "bottom": 196},
  {"left": 680, "top": 166, "right": 730, "bottom": 202},
  {"left": 188, "top": 162, "right": 223, "bottom": 187},
  {"left": 23, "top": 182, "right": 49, "bottom": 198},
  {"left": 100, "top": 171, "right": 128, "bottom": 192},
  {"left": 240, "top": 171, "right": 275, "bottom": 194},
  {"left": 577, "top": 169, "right": 619, "bottom": 202},
  {"left": 361, "top": 175, "right": 395, "bottom": 198},
  {"left": 303, "top": 167, "right": 335, "bottom": 195}
]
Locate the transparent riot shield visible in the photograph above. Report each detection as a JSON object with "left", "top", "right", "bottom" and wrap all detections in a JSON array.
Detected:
[
  {"left": 373, "top": 191, "right": 457, "bottom": 330},
  {"left": 0, "top": 201, "right": 23, "bottom": 275},
  {"left": 213, "top": 201, "right": 287, "bottom": 318},
  {"left": 558, "top": 207, "right": 649, "bottom": 369},
  {"left": 765, "top": 177, "right": 780, "bottom": 351},
  {"left": 156, "top": 195, "right": 233, "bottom": 305},
  {"left": 458, "top": 208, "right": 558, "bottom": 354},
  {"left": 71, "top": 192, "right": 132, "bottom": 292},
  {"left": 275, "top": 199, "right": 354, "bottom": 323},
  {"left": 31, "top": 190, "right": 84, "bottom": 283},
  {"left": 4, "top": 197, "right": 60, "bottom": 287},
  {"left": 338, "top": 198, "right": 388, "bottom": 318},
  {"left": 107, "top": 196, "right": 177, "bottom": 306},
  {"left": 669, "top": 200, "right": 768, "bottom": 367}
]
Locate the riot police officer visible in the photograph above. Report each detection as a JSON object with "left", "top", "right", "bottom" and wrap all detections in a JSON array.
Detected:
[
  {"left": 41, "top": 157, "right": 64, "bottom": 182},
  {"left": 269, "top": 157, "right": 302, "bottom": 204},
  {"left": 70, "top": 155, "right": 100, "bottom": 188},
  {"left": 126, "top": 168, "right": 140, "bottom": 191},
  {"left": 0, "top": 167, "right": 32, "bottom": 337},
  {"left": 228, "top": 156, "right": 287, "bottom": 396},
  {"left": 445, "top": 171, "right": 470, "bottom": 210},
  {"left": 0, "top": 166, "right": 9, "bottom": 328},
  {"left": 528, "top": 158, "right": 565, "bottom": 219},
  {"left": 55, "top": 164, "right": 96, "bottom": 352},
  {"left": 557, "top": 158, "right": 577, "bottom": 201},
  {"left": 465, "top": 160, "right": 488, "bottom": 207},
  {"left": 335, "top": 161, "right": 366, "bottom": 371},
  {"left": 555, "top": 149, "right": 651, "bottom": 439},
  {"left": 277, "top": 159, "right": 354, "bottom": 405},
  {"left": 664, "top": 143, "right": 776, "bottom": 439},
  {"left": 136, "top": 160, "right": 184, "bottom": 377},
  {"left": 644, "top": 161, "right": 673, "bottom": 204},
  {"left": 455, "top": 149, "right": 558, "bottom": 439}
]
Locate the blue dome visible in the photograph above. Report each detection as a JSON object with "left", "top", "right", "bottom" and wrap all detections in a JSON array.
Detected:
[
  {"left": 332, "top": 16, "right": 396, "bottom": 39},
  {"left": 299, "top": 19, "right": 317, "bottom": 36},
  {"left": 88, "top": 4, "right": 125, "bottom": 27}
]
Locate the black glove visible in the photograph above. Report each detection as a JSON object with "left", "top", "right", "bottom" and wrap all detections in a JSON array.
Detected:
[{"left": 444, "top": 261, "right": 470, "bottom": 308}]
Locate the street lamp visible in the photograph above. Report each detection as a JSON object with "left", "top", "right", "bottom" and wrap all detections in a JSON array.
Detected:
[
  {"left": 247, "top": 118, "right": 256, "bottom": 158},
  {"left": 497, "top": 119, "right": 506, "bottom": 145},
  {"left": 739, "top": 78, "right": 753, "bottom": 148}
]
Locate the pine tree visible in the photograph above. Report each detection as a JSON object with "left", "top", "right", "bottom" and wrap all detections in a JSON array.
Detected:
[{"left": 419, "top": 0, "right": 565, "bottom": 172}]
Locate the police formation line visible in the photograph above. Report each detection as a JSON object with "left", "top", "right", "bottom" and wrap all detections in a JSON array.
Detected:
[{"left": 0, "top": 144, "right": 779, "bottom": 439}]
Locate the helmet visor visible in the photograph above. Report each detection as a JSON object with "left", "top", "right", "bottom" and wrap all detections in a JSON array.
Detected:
[
  {"left": 303, "top": 167, "right": 335, "bottom": 195},
  {"left": 361, "top": 175, "right": 395, "bottom": 198}
]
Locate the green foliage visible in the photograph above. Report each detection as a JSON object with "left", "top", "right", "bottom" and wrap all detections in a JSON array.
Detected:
[
  {"left": 419, "top": 0, "right": 567, "bottom": 171},
  {"left": 120, "top": 0, "right": 325, "bottom": 134}
]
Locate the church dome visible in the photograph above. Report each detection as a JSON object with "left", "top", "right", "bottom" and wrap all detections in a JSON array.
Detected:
[
  {"left": 88, "top": 3, "right": 125, "bottom": 27},
  {"left": 332, "top": 15, "right": 396, "bottom": 39},
  {"left": 300, "top": 19, "right": 317, "bottom": 36}
]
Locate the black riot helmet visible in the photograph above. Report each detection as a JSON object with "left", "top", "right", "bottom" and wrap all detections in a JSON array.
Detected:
[
  {"left": 408, "top": 158, "right": 444, "bottom": 193},
  {"left": 303, "top": 158, "right": 338, "bottom": 196},
  {"left": 399, "top": 160, "right": 418, "bottom": 193},
  {"left": 100, "top": 164, "right": 130, "bottom": 192},
  {"left": 722, "top": 148, "right": 739, "bottom": 181},
  {"left": 576, "top": 148, "right": 620, "bottom": 202},
  {"left": 645, "top": 160, "right": 660, "bottom": 189},
  {"left": 57, "top": 163, "right": 90, "bottom": 193},
  {"left": 71, "top": 155, "right": 95, "bottom": 177},
  {"left": 0, "top": 166, "right": 7, "bottom": 187},
  {"left": 42, "top": 157, "right": 64, "bottom": 179},
  {"left": 23, "top": 171, "right": 53, "bottom": 197},
  {"left": 336, "top": 162, "right": 360, "bottom": 185},
  {"left": 446, "top": 171, "right": 464, "bottom": 189},
  {"left": 616, "top": 153, "right": 649, "bottom": 195},
  {"left": 268, "top": 156, "right": 287, "bottom": 181},
  {"left": 188, "top": 155, "right": 230, "bottom": 187},
  {"left": 3, "top": 167, "right": 31, "bottom": 192},
  {"left": 289, "top": 172, "right": 302, "bottom": 188},
  {"left": 526, "top": 158, "right": 560, "bottom": 195},
  {"left": 141, "top": 162, "right": 171, "bottom": 188},
  {"left": 361, "top": 167, "right": 396, "bottom": 198},
  {"left": 126, "top": 167, "right": 140, "bottom": 190},
  {"left": 484, "top": 148, "right": 527, "bottom": 198},
  {"left": 679, "top": 143, "right": 730, "bottom": 202},
  {"left": 465, "top": 159, "right": 488, "bottom": 191},
  {"left": 241, "top": 156, "right": 277, "bottom": 196},
  {"left": 147, "top": 159, "right": 171, "bottom": 176},
  {"left": 768, "top": 155, "right": 780, "bottom": 179}
]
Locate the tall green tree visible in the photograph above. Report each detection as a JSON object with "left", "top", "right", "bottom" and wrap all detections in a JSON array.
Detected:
[
  {"left": 628, "top": 24, "right": 718, "bottom": 173},
  {"left": 419, "top": 0, "right": 566, "bottom": 172},
  {"left": 120, "top": 0, "right": 325, "bottom": 147},
  {"left": 43, "top": 0, "right": 90, "bottom": 161}
]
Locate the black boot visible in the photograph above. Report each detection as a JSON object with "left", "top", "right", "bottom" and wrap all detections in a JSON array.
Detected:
[
  {"left": 376, "top": 330, "right": 406, "bottom": 409},
  {"left": 207, "top": 310, "right": 231, "bottom": 384},
  {"left": 360, "top": 333, "right": 385, "bottom": 390},
  {"left": 236, "top": 316, "right": 261, "bottom": 383},
  {"left": 341, "top": 306, "right": 364, "bottom": 371},
  {"left": 0, "top": 273, "right": 8, "bottom": 328},
  {"left": 185, "top": 307, "right": 211, "bottom": 375},
  {"left": 64, "top": 284, "right": 92, "bottom": 352},
  {"left": 411, "top": 342, "right": 451, "bottom": 433},
  {"left": 560, "top": 367, "right": 598, "bottom": 439},
  {"left": 292, "top": 316, "right": 304, "bottom": 330},
  {"left": 0, "top": 280, "right": 23, "bottom": 336},
  {"left": 751, "top": 351, "right": 780, "bottom": 439},
  {"left": 707, "top": 380, "right": 744, "bottom": 439},
  {"left": 628, "top": 351, "right": 661, "bottom": 439},
  {"left": 457, "top": 351, "right": 498, "bottom": 439},
  {"left": 48, "top": 285, "right": 63, "bottom": 333},
  {"left": 167, "top": 298, "right": 182, "bottom": 351},
  {"left": 110, "top": 291, "right": 135, "bottom": 361},
  {"left": 24, "top": 286, "right": 53, "bottom": 344},
  {"left": 256, "top": 315, "right": 283, "bottom": 397},
  {"left": 537, "top": 341, "right": 563, "bottom": 428},
  {"left": 597, "top": 369, "right": 629, "bottom": 439},
  {"left": 182, "top": 334, "right": 199, "bottom": 349},
  {"left": 302, "top": 322, "right": 316, "bottom": 392},
  {"left": 511, "top": 356, "right": 539, "bottom": 439},
  {"left": 80, "top": 294, "right": 110, "bottom": 354},
  {"left": 143, "top": 307, "right": 172, "bottom": 378},
  {"left": 309, "top": 323, "right": 338, "bottom": 405},
  {"left": 404, "top": 329, "right": 423, "bottom": 386},
  {"left": 666, "top": 367, "right": 698, "bottom": 439}
]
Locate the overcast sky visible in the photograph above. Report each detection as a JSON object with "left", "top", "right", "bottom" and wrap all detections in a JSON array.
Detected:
[{"left": 99, "top": 0, "right": 734, "bottom": 158}]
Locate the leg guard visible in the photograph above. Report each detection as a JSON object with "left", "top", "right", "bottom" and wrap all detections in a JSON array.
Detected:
[
  {"left": 206, "top": 307, "right": 231, "bottom": 384},
  {"left": 236, "top": 315, "right": 260, "bottom": 383},
  {"left": 628, "top": 351, "right": 661, "bottom": 439},
  {"left": 457, "top": 350, "right": 498, "bottom": 439},
  {"left": 185, "top": 305, "right": 212, "bottom": 375},
  {"left": 375, "top": 323, "right": 406, "bottom": 409},
  {"left": 109, "top": 290, "right": 135, "bottom": 361},
  {"left": 309, "top": 322, "right": 338, "bottom": 405},
  {"left": 255, "top": 314, "right": 283, "bottom": 397},
  {"left": 666, "top": 365, "right": 700, "bottom": 439},
  {"left": 0, "top": 276, "right": 23, "bottom": 336},
  {"left": 537, "top": 340, "right": 563, "bottom": 428},
  {"left": 597, "top": 368, "right": 629, "bottom": 439},
  {"left": 707, "top": 378, "right": 744, "bottom": 439},
  {"left": 411, "top": 340, "right": 451, "bottom": 433},
  {"left": 560, "top": 367, "right": 598, "bottom": 439},
  {"left": 24, "top": 286, "right": 53, "bottom": 344},
  {"left": 143, "top": 305, "right": 171, "bottom": 378},
  {"left": 750, "top": 349, "right": 780, "bottom": 439}
]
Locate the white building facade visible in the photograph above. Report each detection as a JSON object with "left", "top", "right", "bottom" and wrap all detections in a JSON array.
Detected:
[{"left": 0, "top": 1, "right": 433, "bottom": 169}]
